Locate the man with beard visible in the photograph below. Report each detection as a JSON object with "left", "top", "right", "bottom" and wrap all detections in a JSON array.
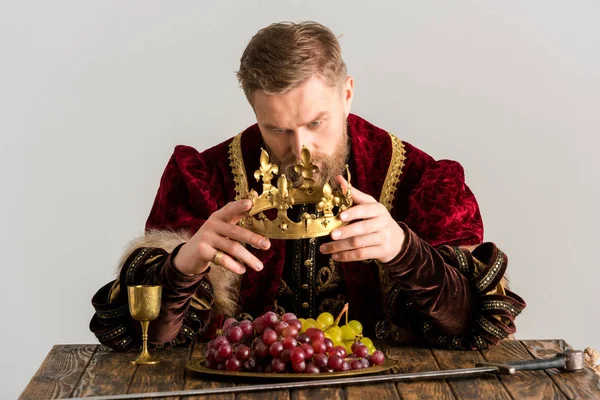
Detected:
[{"left": 91, "top": 22, "right": 525, "bottom": 351}]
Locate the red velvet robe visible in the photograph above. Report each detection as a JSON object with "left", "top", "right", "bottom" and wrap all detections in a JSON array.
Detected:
[{"left": 135, "top": 114, "right": 522, "bottom": 347}]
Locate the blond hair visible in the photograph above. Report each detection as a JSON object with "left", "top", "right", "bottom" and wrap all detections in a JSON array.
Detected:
[{"left": 237, "top": 21, "right": 347, "bottom": 103}]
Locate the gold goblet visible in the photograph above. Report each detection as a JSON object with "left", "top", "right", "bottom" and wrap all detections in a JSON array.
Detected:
[{"left": 128, "top": 285, "right": 162, "bottom": 365}]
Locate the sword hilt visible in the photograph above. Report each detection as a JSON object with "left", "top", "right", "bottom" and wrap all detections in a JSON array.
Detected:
[{"left": 476, "top": 349, "right": 584, "bottom": 375}]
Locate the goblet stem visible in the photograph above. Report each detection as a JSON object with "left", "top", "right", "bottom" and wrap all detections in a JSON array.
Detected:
[
  {"left": 141, "top": 320, "right": 149, "bottom": 354},
  {"left": 131, "top": 320, "right": 159, "bottom": 365}
]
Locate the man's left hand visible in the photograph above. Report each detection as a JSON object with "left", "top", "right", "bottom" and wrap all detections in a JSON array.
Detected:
[{"left": 319, "top": 176, "right": 406, "bottom": 264}]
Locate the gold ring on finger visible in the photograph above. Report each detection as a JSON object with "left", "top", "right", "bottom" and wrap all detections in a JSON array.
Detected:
[{"left": 211, "top": 250, "right": 225, "bottom": 266}]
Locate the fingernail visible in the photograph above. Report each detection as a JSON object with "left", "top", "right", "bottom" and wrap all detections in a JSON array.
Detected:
[
  {"left": 331, "top": 230, "right": 341, "bottom": 239},
  {"left": 240, "top": 267, "right": 246, "bottom": 273},
  {"left": 332, "top": 254, "right": 340, "bottom": 260},
  {"left": 259, "top": 238, "right": 270, "bottom": 249},
  {"left": 340, "top": 213, "right": 347, "bottom": 221},
  {"left": 244, "top": 200, "right": 253, "bottom": 208},
  {"left": 256, "top": 262, "right": 263, "bottom": 271},
  {"left": 320, "top": 245, "right": 329, "bottom": 253}
]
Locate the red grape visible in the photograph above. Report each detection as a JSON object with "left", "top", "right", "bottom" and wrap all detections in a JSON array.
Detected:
[
  {"left": 354, "top": 345, "right": 368, "bottom": 358},
  {"left": 313, "top": 353, "right": 328, "bottom": 368},
  {"left": 350, "top": 359, "right": 363, "bottom": 370},
  {"left": 236, "top": 345, "right": 250, "bottom": 361},
  {"left": 282, "top": 325, "right": 299, "bottom": 338},
  {"left": 222, "top": 317, "right": 237, "bottom": 331},
  {"left": 312, "top": 339, "right": 327, "bottom": 354},
  {"left": 206, "top": 359, "right": 218, "bottom": 369},
  {"left": 300, "top": 343, "right": 314, "bottom": 359},
  {"left": 264, "top": 365, "right": 273, "bottom": 373},
  {"left": 225, "top": 357, "right": 241, "bottom": 371},
  {"left": 217, "top": 362, "right": 226, "bottom": 371},
  {"left": 341, "top": 361, "right": 351, "bottom": 371},
  {"left": 361, "top": 357, "right": 371, "bottom": 368},
  {"left": 282, "top": 337, "right": 298, "bottom": 349},
  {"left": 206, "top": 348, "right": 217, "bottom": 362},
  {"left": 271, "top": 357, "right": 286, "bottom": 373},
  {"left": 264, "top": 311, "right": 278, "bottom": 326},
  {"left": 269, "top": 341, "right": 284, "bottom": 358},
  {"left": 287, "top": 319, "right": 302, "bottom": 330},
  {"left": 217, "top": 344, "right": 232, "bottom": 360},
  {"left": 330, "top": 346, "right": 346, "bottom": 358},
  {"left": 207, "top": 339, "right": 218, "bottom": 350},
  {"left": 371, "top": 350, "right": 385, "bottom": 365},
  {"left": 262, "top": 328, "right": 278, "bottom": 346},
  {"left": 292, "top": 361, "right": 306, "bottom": 372},
  {"left": 297, "top": 333, "right": 311, "bottom": 344},
  {"left": 324, "top": 338, "right": 334, "bottom": 352},
  {"left": 291, "top": 347, "right": 306, "bottom": 364},
  {"left": 274, "top": 321, "right": 289, "bottom": 335},
  {"left": 214, "top": 335, "right": 229, "bottom": 348},
  {"left": 254, "top": 341, "right": 269, "bottom": 359},
  {"left": 226, "top": 326, "right": 243, "bottom": 343},
  {"left": 282, "top": 312, "right": 297, "bottom": 322},
  {"left": 351, "top": 341, "right": 363, "bottom": 353},
  {"left": 327, "top": 355, "right": 344, "bottom": 371},
  {"left": 306, "top": 328, "right": 325, "bottom": 342},
  {"left": 243, "top": 357, "right": 256, "bottom": 371},
  {"left": 253, "top": 317, "right": 267, "bottom": 334},
  {"left": 281, "top": 348, "right": 292, "bottom": 362},
  {"left": 239, "top": 320, "right": 254, "bottom": 337},
  {"left": 304, "top": 363, "right": 320, "bottom": 373}
]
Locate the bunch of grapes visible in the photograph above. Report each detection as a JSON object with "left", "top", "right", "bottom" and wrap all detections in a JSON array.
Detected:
[{"left": 203, "top": 307, "right": 385, "bottom": 374}]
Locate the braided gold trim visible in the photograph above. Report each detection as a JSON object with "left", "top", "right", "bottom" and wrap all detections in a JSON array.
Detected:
[
  {"left": 228, "top": 132, "right": 249, "bottom": 200},
  {"left": 377, "top": 133, "right": 406, "bottom": 302},
  {"left": 379, "top": 133, "right": 406, "bottom": 211}
]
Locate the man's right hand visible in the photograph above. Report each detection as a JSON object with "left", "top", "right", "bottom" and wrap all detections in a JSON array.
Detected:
[{"left": 173, "top": 199, "right": 270, "bottom": 275}]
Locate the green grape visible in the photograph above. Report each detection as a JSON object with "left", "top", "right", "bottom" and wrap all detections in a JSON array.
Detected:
[
  {"left": 327, "top": 326, "right": 342, "bottom": 337},
  {"left": 325, "top": 329, "right": 343, "bottom": 346},
  {"left": 298, "top": 318, "right": 306, "bottom": 325},
  {"left": 348, "top": 320, "right": 363, "bottom": 335},
  {"left": 301, "top": 318, "right": 316, "bottom": 333},
  {"left": 316, "top": 320, "right": 327, "bottom": 330},
  {"left": 317, "top": 312, "right": 334, "bottom": 327},
  {"left": 361, "top": 337, "right": 373, "bottom": 348},
  {"left": 343, "top": 340, "right": 354, "bottom": 354},
  {"left": 367, "top": 344, "right": 376, "bottom": 355},
  {"left": 340, "top": 325, "right": 356, "bottom": 341}
]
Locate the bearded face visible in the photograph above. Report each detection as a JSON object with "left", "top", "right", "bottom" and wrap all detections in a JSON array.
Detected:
[{"left": 267, "top": 119, "right": 349, "bottom": 187}]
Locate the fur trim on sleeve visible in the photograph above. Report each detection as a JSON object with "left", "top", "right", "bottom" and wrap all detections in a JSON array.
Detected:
[{"left": 118, "top": 229, "right": 240, "bottom": 316}]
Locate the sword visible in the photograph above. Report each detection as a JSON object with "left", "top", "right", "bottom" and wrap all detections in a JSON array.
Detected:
[{"left": 71, "top": 349, "right": 584, "bottom": 400}]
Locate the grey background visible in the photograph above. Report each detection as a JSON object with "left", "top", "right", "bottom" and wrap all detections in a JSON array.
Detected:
[{"left": 1, "top": 1, "right": 599, "bottom": 398}]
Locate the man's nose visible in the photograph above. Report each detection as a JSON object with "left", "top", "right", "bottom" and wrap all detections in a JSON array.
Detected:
[{"left": 290, "top": 130, "right": 305, "bottom": 160}]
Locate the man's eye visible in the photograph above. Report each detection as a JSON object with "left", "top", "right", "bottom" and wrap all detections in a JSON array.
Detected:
[{"left": 310, "top": 121, "right": 321, "bottom": 127}]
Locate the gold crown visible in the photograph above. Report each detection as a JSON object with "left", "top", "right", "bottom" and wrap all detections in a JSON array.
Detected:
[{"left": 241, "top": 147, "right": 353, "bottom": 240}]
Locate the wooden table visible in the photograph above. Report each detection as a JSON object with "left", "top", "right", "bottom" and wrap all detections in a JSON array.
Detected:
[{"left": 20, "top": 339, "right": 599, "bottom": 399}]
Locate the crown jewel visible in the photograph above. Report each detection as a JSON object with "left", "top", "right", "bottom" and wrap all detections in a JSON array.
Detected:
[{"left": 241, "top": 147, "right": 353, "bottom": 239}]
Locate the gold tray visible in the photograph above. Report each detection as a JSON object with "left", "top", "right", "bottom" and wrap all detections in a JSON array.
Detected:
[{"left": 186, "top": 357, "right": 397, "bottom": 380}]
